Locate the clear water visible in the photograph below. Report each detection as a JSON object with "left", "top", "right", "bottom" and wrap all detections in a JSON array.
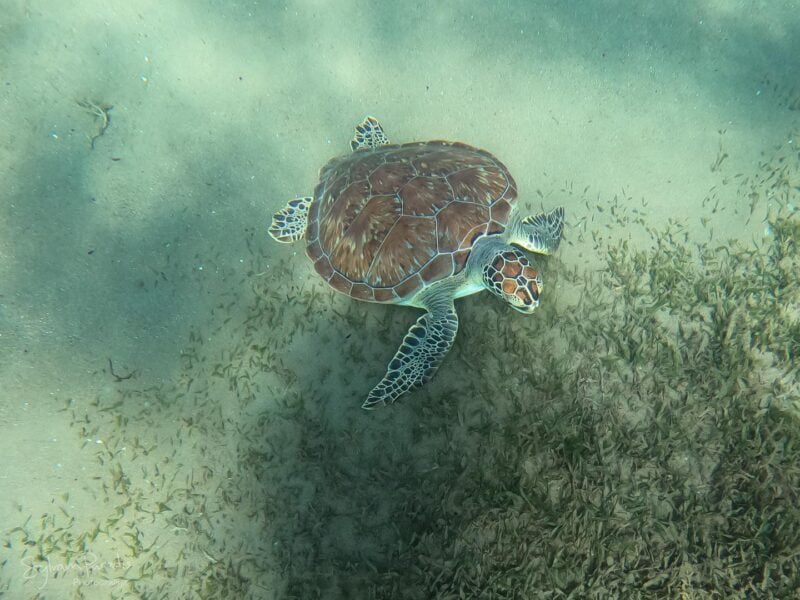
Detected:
[{"left": 1, "top": 1, "right": 798, "bottom": 598}]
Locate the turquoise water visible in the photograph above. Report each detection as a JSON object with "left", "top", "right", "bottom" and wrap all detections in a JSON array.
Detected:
[{"left": 1, "top": 1, "right": 798, "bottom": 598}]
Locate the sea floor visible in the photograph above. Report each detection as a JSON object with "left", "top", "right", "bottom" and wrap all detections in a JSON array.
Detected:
[{"left": 1, "top": 1, "right": 799, "bottom": 598}]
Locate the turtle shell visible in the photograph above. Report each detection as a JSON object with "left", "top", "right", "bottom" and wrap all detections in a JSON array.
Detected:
[{"left": 305, "top": 140, "right": 517, "bottom": 303}]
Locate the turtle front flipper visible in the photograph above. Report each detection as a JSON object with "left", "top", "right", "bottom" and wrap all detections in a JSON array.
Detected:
[
  {"left": 351, "top": 116, "right": 390, "bottom": 151},
  {"left": 268, "top": 196, "right": 312, "bottom": 243},
  {"left": 363, "top": 301, "right": 458, "bottom": 409},
  {"left": 515, "top": 206, "right": 565, "bottom": 255}
]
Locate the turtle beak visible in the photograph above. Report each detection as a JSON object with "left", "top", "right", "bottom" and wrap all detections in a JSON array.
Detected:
[
  {"left": 512, "top": 300, "right": 537, "bottom": 314},
  {"left": 516, "top": 301, "right": 538, "bottom": 314},
  {"left": 513, "top": 276, "right": 541, "bottom": 313}
]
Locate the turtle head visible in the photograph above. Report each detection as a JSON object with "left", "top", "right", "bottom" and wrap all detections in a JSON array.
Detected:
[{"left": 482, "top": 248, "right": 542, "bottom": 314}]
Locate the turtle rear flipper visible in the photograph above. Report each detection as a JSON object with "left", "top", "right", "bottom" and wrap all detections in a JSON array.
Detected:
[
  {"left": 351, "top": 116, "right": 390, "bottom": 151},
  {"left": 269, "top": 196, "right": 313, "bottom": 243},
  {"left": 363, "top": 299, "right": 458, "bottom": 409}
]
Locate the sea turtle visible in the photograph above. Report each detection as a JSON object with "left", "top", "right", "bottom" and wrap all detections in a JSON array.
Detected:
[{"left": 269, "top": 117, "right": 564, "bottom": 409}]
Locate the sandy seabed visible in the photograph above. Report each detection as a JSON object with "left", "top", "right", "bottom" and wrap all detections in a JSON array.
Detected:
[{"left": 1, "top": 1, "right": 799, "bottom": 598}]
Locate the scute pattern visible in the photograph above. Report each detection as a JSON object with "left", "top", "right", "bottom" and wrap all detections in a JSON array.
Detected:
[
  {"left": 367, "top": 215, "right": 437, "bottom": 287},
  {"left": 400, "top": 176, "right": 454, "bottom": 216},
  {"left": 306, "top": 140, "right": 517, "bottom": 302},
  {"left": 436, "top": 202, "right": 490, "bottom": 252},
  {"left": 329, "top": 194, "right": 401, "bottom": 281}
]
